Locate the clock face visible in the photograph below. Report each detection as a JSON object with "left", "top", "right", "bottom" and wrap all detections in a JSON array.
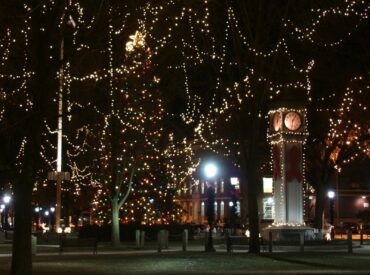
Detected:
[
  {"left": 284, "top": 111, "right": 302, "bottom": 131},
  {"left": 272, "top": 112, "right": 282, "bottom": 131}
]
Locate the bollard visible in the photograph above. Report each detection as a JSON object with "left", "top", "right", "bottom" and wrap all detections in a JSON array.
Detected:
[
  {"left": 360, "top": 230, "right": 363, "bottom": 245},
  {"left": 268, "top": 231, "right": 272, "bottom": 253},
  {"left": 204, "top": 232, "right": 209, "bottom": 252},
  {"left": 164, "top": 229, "right": 169, "bottom": 249},
  {"left": 182, "top": 229, "right": 188, "bottom": 252},
  {"left": 31, "top": 235, "right": 37, "bottom": 255},
  {"left": 299, "top": 231, "right": 304, "bottom": 252},
  {"left": 136, "top": 230, "right": 141, "bottom": 249},
  {"left": 347, "top": 230, "right": 353, "bottom": 253},
  {"left": 140, "top": 231, "right": 145, "bottom": 248},
  {"left": 226, "top": 232, "right": 231, "bottom": 252},
  {"left": 158, "top": 230, "right": 163, "bottom": 252}
]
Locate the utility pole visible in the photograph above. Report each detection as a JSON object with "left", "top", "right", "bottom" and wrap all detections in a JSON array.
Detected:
[{"left": 47, "top": 12, "right": 75, "bottom": 232}]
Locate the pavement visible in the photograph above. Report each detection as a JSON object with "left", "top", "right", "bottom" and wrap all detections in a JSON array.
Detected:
[{"left": 1, "top": 238, "right": 370, "bottom": 274}]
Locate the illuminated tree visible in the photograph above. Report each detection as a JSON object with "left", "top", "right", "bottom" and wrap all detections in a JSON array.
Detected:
[
  {"left": 141, "top": 0, "right": 368, "bottom": 252},
  {"left": 143, "top": 0, "right": 311, "bottom": 253},
  {"left": 0, "top": 2, "right": 73, "bottom": 273},
  {"left": 91, "top": 134, "right": 196, "bottom": 226},
  {"left": 306, "top": 76, "right": 369, "bottom": 228},
  {"left": 88, "top": 30, "right": 167, "bottom": 246}
]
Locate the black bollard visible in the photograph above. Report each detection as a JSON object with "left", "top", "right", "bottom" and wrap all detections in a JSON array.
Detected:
[
  {"left": 182, "top": 229, "right": 188, "bottom": 252},
  {"left": 348, "top": 230, "right": 353, "bottom": 253},
  {"left": 268, "top": 231, "right": 272, "bottom": 253},
  {"left": 299, "top": 232, "right": 304, "bottom": 252}
]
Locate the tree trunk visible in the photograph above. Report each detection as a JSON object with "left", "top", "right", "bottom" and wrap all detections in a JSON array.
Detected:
[
  {"left": 314, "top": 183, "right": 327, "bottom": 229},
  {"left": 11, "top": 177, "right": 33, "bottom": 275},
  {"left": 11, "top": 114, "right": 42, "bottom": 274},
  {"left": 245, "top": 162, "right": 260, "bottom": 253},
  {"left": 241, "top": 137, "right": 260, "bottom": 253},
  {"left": 111, "top": 196, "right": 120, "bottom": 247}
]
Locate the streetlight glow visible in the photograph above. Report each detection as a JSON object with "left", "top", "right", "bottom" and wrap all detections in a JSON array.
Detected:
[
  {"left": 328, "top": 191, "right": 335, "bottom": 199},
  {"left": 204, "top": 163, "right": 217, "bottom": 178},
  {"left": 3, "top": 195, "right": 11, "bottom": 204}
]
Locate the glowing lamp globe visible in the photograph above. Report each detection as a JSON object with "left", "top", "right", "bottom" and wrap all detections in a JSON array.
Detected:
[
  {"left": 3, "top": 195, "right": 11, "bottom": 204},
  {"left": 204, "top": 163, "right": 217, "bottom": 178}
]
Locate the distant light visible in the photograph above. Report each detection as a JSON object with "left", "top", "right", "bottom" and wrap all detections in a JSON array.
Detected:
[
  {"left": 57, "top": 228, "right": 63, "bottom": 234},
  {"left": 64, "top": 227, "right": 71, "bottom": 234},
  {"left": 204, "top": 163, "right": 217, "bottom": 178},
  {"left": 3, "top": 195, "right": 11, "bottom": 204},
  {"left": 309, "top": 196, "right": 313, "bottom": 200},
  {"left": 230, "top": 177, "right": 239, "bottom": 185},
  {"left": 44, "top": 211, "right": 49, "bottom": 216},
  {"left": 328, "top": 191, "right": 335, "bottom": 199},
  {"left": 35, "top": 207, "right": 40, "bottom": 212},
  {"left": 0, "top": 204, "right": 5, "bottom": 210},
  {"left": 267, "top": 197, "right": 274, "bottom": 204},
  {"left": 362, "top": 196, "right": 366, "bottom": 199},
  {"left": 229, "top": 201, "right": 234, "bottom": 207},
  {"left": 263, "top": 177, "right": 273, "bottom": 193},
  {"left": 50, "top": 207, "right": 55, "bottom": 212}
]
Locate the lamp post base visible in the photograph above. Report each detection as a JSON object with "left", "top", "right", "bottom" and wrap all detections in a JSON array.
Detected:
[{"left": 205, "top": 231, "right": 216, "bottom": 252}]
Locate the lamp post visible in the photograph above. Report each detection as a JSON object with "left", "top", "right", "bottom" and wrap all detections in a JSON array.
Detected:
[
  {"left": 328, "top": 190, "right": 335, "bottom": 240},
  {"left": 204, "top": 162, "right": 217, "bottom": 252},
  {"left": 35, "top": 207, "right": 41, "bottom": 230},
  {"left": 0, "top": 204, "right": 5, "bottom": 229},
  {"left": 50, "top": 207, "right": 55, "bottom": 231},
  {"left": 2, "top": 195, "right": 11, "bottom": 230},
  {"left": 328, "top": 191, "right": 335, "bottom": 225}
]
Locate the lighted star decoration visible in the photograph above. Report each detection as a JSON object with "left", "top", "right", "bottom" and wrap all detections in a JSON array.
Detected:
[{"left": 125, "top": 31, "right": 146, "bottom": 52}]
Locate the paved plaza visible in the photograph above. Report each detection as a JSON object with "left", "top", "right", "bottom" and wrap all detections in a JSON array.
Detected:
[{"left": 1, "top": 240, "right": 370, "bottom": 274}]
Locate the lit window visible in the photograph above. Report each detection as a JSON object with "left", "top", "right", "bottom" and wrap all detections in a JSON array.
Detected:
[
  {"left": 263, "top": 177, "right": 273, "bottom": 193},
  {"left": 221, "top": 201, "right": 225, "bottom": 217},
  {"left": 201, "top": 202, "right": 205, "bottom": 217},
  {"left": 214, "top": 201, "right": 218, "bottom": 217},
  {"left": 201, "top": 181, "right": 205, "bottom": 194},
  {"left": 263, "top": 197, "right": 274, "bottom": 219}
]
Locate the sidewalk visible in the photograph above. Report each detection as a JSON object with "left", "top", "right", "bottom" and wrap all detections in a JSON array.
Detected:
[
  {"left": 1, "top": 249, "right": 370, "bottom": 275},
  {"left": 2, "top": 240, "right": 370, "bottom": 274}
]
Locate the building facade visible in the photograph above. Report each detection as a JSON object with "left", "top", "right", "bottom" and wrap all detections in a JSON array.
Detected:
[{"left": 176, "top": 177, "right": 241, "bottom": 225}]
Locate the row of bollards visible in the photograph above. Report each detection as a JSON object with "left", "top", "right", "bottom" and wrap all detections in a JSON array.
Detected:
[
  {"left": 134, "top": 228, "right": 358, "bottom": 253},
  {"left": 226, "top": 230, "right": 355, "bottom": 254},
  {"left": 158, "top": 229, "right": 189, "bottom": 252},
  {"left": 135, "top": 230, "right": 146, "bottom": 249},
  {"left": 135, "top": 229, "right": 189, "bottom": 252}
]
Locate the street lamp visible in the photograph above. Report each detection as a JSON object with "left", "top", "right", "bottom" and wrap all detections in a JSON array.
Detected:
[
  {"left": 327, "top": 191, "right": 335, "bottom": 239},
  {"left": 2, "top": 195, "right": 11, "bottom": 230},
  {"left": 0, "top": 204, "right": 4, "bottom": 229},
  {"left": 328, "top": 190, "right": 335, "bottom": 225},
  {"left": 50, "top": 207, "right": 55, "bottom": 230},
  {"left": 34, "top": 207, "right": 41, "bottom": 230},
  {"left": 204, "top": 162, "right": 217, "bottom": 252},
  {"left": 3, "top": 195, "right": 11, "bottom": 204}
]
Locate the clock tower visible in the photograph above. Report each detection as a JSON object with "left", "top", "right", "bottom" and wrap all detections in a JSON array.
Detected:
[{"left": 268, "top": 105, "right": 308, "bottom": 226}]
